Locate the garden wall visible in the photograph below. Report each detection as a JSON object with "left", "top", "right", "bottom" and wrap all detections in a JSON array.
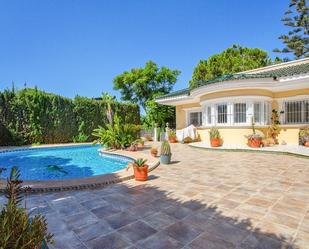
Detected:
[{"left": 0, "top": 88, "right": 140, "bottom": 146}]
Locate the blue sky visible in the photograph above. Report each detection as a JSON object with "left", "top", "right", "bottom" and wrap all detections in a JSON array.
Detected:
[{"left": 0, "top": 0, "right": 290, "bottom": 99}]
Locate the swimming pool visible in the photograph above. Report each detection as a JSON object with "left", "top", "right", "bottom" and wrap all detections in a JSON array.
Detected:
[{"left": 0, "top": 145, "right": 133, "bottom": 181}]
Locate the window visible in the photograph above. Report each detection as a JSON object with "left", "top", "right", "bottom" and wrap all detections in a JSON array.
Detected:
[
  {"left": 234, "top": 103, "right": 247, "bottom": 123},
  {"left": 283, "top": 99, "right": 309, "bottom": 124},
  {"left": 217, "top": 104, "right": 227, "bottom": 124},
  {"left": 206, "top": 106, "right": 212, "bottom": 125},
  {"left": 189, "top": 112, "right": 202, "bottom": 126},
  {"left": 254, "top": 102, "right": 261, "bottom": 123},
  {"left": 202, "top": 99, "right": 271, "bottom": 126}
]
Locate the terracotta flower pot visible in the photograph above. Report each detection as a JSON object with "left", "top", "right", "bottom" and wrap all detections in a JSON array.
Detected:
[
  {"left": 133, "top": 165, "right": 148, "bottom": 181},
  {"left": 169, "top": 137, "right": 177, "bottom": 143},
  {"left": 248, "top": 138, "right": 262, "bottom": 148},
  {"left": 210, "top": 138, "right": 221, "bottom": 147},
  {"left": 305, "top": 141, "right": 309, "bottom": 147}
]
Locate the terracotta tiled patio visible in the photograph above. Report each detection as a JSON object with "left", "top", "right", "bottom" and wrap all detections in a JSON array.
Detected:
[{"left": 1, "top": 143, "right": 309, "bottom": 249}]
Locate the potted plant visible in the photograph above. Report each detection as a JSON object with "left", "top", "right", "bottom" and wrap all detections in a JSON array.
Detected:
[
  {"left": 209, "top": 127, "right": 221, "bottom": 147},
  {"left": 247, "top": 134, "right": 263, "bottom": 148},
  {"left": 160, "top": 141, "right": 172, "bottom": 164},
  {"left": 300, "top": 127, "right": 309, "bottom": 147},
  {"left": 168, "top": 131, "right": 177, "bottom": 143},
  {"left": 246, "top": 118, "right": 263, "bottom": 148},
  {"left": 127, "top": 158, "right": 148, "bottom": 181},
  {"left": 266, "top": 109, "right": 283, "bottom": 144},
  {"left": 150, "top": 147, "right": 158, "bottom": 157}
]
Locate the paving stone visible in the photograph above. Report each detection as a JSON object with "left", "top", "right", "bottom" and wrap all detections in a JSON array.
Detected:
[
  {"left": 127, "top": 204, "right": 157, "bottom": 218},
  {"left": 239, "top": 233, "right": 289, "bottom": 249},
  {"left": 91, "top": 204, "right": 121, "bottom": 218},
  {"left": 104, "top": 211, "right": 138, "bottom": 229},
  {"left": 143, "top": 212, "right": 178, "bottom": 229},
  {"left": 64, "top": 211, "right": 98, "bottom": 230},
  {"left": 203, "top": 220, "right": 249, "bottom": 246},
  {"left": 80, "top": 198, "right": 109, "bottom": 210},
  {"left": 189, "top": 232, "right": 234, "bottom": 249},
  {"left": 73, "top": 220, "right": 114, "bottom": 242},
  {"left": 162, "top": 205, "right": 193, "bottom": 220},
  {"left": 118, "top": 220, "right": 157, "bottom": 243},
  {"left": 52, "top": 231, "right": 84, "bottom": 249},
  {"left": 135, "top": 231, "right": 184, "bottom": 249},
  {"left": 163, "top": 221, "right": 203, "bottom": 245},
  {"left": 85, "top": 232, "right": 131, "bottom": 249}
]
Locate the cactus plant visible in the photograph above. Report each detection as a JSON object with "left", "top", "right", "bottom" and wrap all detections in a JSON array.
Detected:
[
  {"left": 161, "top": 141, "right": 171, "bottom": 155},
  {"left": 160, "top": 141, "right": 172, "bottom": 164}
]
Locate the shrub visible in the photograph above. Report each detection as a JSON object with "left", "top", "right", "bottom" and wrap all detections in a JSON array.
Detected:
[
  {"left": 0, "top": 167, "right": 53, "bottom": 249},
  {"left": 0, "top": 88, "right": 140, "bottom": 145},
  {"left": 92, "top": 115, "right": 140, "bottom": 149}
]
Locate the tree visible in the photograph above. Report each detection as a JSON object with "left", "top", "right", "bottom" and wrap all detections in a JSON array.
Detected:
[
  {"left": 142, "top": 98, "right": 176, "bottom": 129},
  {"left": 101, "top": 92, "right": 116, "bottom": 125},
  {"left": 274, "top": 0, "right": 309, "bottom": 59},
  {"left": 189, "top": 45, "right": 271, "bottom": 89},
  {"left": 113, "top": 61, "right": 180, "bottom": 111}
]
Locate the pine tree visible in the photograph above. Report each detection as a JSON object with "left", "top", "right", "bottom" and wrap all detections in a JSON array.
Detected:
[
  {"left": 274, "top": 0, "right": 309, "bottom": 59},
  {"left": 189, "top": 45, "right": 270, "bottom": 89}
]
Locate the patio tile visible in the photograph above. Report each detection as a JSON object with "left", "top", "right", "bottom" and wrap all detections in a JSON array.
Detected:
[
  {"left": 264, "top": 212, "right": 301, "bottom": 229},
  {"left": 127, "top": 204, "right": 157, "bottom": 218},
  {"left": 80, "top": 198, "right": 109, "bottom": 210},
  {"left": 104, "top": 211, "right": 138, "bottom": 229},
  {"left": 135, "top": 231, "right": 184, "bottom": 249},
  {"left": 162, "top": 205, "right": 193, "bottom": 220},
  {"left": 64, "top": 211, "right": 98, "bottom": 230},
  {"left": 257, "top": 220, "right": 296, "bottom": 242},
  {"left": 163, "top": 221, "right": 203, "bottom": 244},
  {"left": 73, "top": 220, "right": 114, "bottom": 242},
  {"left": 213, "top": 199, "right": 240, "bottom": 210},
  {"left": 85, "top": 232, "right": 131, "bottom": 249},
  {"left": 182, "top": 212, "right": 215, "bottom": 230},
  {"left": 91, "top": 205, "right": 121, "bottom": 218},
  {"left": 118, "top": 220, "right": 157, "bottom": 243},
  {"left": 239, "top": 233, "right": 289, "bottom": 249},
  {"left": 189, "top": 232, "right": 234, "bottom": 249},
  {"left": 51, "top": 231, "right": 84, "bottom": 249},
  {"left": 245, "top": 197, "right": 274, "bottom": 208},
  {"left": 202, "top": 220, "right": 249, "bottom": 246},
  {"left": 182, "top": 200, "right": 206, "bottom": 211},
  {"left": 142, "top": 211, "right": 177, "bottom": 229},
  {"left": 53, "top": 203, "right": 86, "bottom": 217}
]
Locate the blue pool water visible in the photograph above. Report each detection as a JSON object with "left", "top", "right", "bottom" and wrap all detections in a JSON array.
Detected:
[{"left": 0, "top": 145, "right": 133, "bottom": 180}]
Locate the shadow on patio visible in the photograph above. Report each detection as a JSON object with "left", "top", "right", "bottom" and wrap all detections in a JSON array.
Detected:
[{"left": 29, "top": 180, "right": 300, "bottom": 249}]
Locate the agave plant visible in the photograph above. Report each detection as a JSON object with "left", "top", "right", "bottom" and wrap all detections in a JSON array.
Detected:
[
  {"left": 209, "top": 127, "right": 220, "bottom": 139},
  {"left": 0, "top": 167, "right": 54, "bottom": 249},
  {"left": 127, "top": 158, "right": 148, "bottom": 170}
]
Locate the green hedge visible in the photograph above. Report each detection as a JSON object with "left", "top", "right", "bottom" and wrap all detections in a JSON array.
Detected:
[{"left": 0, "top": 88, "right": 140, "bottom": 146}]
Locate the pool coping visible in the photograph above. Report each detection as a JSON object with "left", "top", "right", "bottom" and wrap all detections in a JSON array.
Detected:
[{"left": 0, "top": 144, "right": 160, "bottom": 193}]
